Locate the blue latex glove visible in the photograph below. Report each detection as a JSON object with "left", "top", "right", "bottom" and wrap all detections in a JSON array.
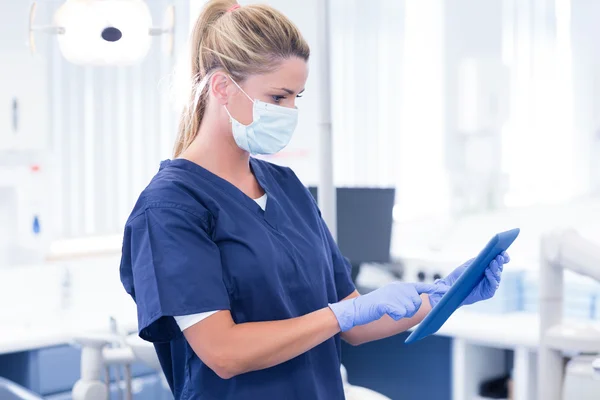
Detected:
[
  {"left": 428, "top": 251, "right": 511, "bottom": 308},
  {"left": 328, "top": 282, "right": 438, "bottom": 332}
]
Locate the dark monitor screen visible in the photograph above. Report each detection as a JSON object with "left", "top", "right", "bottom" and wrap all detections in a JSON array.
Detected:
[{"left": 308, "top": 187, "right": 396, "bottom": 266}]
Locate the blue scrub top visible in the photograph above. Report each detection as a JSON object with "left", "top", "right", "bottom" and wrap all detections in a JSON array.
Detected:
[{"left": 120, "top": 157, "right": 356, "bottom": 400}]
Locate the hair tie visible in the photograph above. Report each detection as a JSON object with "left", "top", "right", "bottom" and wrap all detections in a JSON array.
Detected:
[{"left": 227, "top": 4, "right": 241, "bottom": 12}]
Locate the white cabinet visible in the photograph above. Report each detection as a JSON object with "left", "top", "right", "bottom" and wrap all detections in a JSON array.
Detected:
[{"left": 0, "top": 2, "right": 49, "bottom": 152}]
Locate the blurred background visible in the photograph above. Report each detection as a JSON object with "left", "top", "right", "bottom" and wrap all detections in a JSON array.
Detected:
[{"left": 0, "top": 1, "right": 599, "bottom": 399}]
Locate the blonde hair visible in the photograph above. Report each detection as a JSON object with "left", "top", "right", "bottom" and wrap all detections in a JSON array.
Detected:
[{"left": 173, "top": 0, "right": 310, "bottom": 157}]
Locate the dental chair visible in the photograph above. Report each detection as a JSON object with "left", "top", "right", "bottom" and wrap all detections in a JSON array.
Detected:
[
  {"left": 71, "top": 332, "right": 166, "bottom": 400},
  {"left": 538, "top": 229, "right": 600, "bottom": 400},
  {"left": 0, "top": 377, "right": 44, "bottom": 400},
  {"left": 72, "top": 331, "right": 391, "bottom": 400}
]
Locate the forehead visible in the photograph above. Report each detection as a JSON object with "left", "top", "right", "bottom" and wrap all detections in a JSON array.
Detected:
[{"left": 246, "top": 57, "right": 308, "bottom": 90}]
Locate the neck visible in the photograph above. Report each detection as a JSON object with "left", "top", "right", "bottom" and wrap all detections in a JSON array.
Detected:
[{"left": 180, "top": 112, "right": 251, "bottom": 181}]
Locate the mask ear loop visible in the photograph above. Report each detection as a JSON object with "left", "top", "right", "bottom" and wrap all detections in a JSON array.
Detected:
[
  {"left": 224, "top": 104, "right": 235, "bottom": 122},
  {"left": 227, "top": 75, "right": 255, "bottom": 103},
  {"left": 224, "top": 75, "right": 255, "bottom": 124}
]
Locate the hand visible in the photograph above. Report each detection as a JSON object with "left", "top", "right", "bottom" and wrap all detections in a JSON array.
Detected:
[
  {"left": 328, "top": 282, "right": 438, "bottom": 332},
  {"left": 428, "top": 252, "right": 511, "bottom": 308}
]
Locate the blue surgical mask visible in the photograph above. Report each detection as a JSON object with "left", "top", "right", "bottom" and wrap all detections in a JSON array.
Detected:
[{"left": 224, "top": 76, "right": 298, "bottom": 155}]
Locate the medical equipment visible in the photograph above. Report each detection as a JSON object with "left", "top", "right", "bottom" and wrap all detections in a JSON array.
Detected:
[
  {"left": 562, "top": 355, "right": 600, "bottom": 400},
  {"left": 71, "top": 330, "right": 165, "bottom": 400},
  {"left": 538, "top": 229, "right": 600, "bottom": 400},
  {"left": 73, "top": 327, "right": 389, "bottom": 400},
  {"left": 0, "top": 155, "right": 52, "bottom": 267},
  {"left": 406, "top": 228, "right": 520, "bottom": 344},
  {"left": 28, "top": 1, "right": 175, "bottom": 66},
  {"left": 397, "top": 251, "right": 455, "bottom": 287}
]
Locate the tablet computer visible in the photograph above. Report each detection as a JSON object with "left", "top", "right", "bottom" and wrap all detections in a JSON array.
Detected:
[{"left": 405, "top": 228, "right": 520, "bottom": 344}]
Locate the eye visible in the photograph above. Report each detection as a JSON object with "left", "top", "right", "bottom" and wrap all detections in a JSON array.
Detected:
[
  {"left": 296, "top": 94, "right": 303, "bottom": 98},
  {"left": 272, "top": 95, "right": 285, "bottom": 103}
]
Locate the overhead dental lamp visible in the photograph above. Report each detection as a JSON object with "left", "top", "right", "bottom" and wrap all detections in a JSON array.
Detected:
[{"left": 28, "top": 0, "right": 175, "bottom": 66}]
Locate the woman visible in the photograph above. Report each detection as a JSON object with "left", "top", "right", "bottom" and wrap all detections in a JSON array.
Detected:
[{"left": 119, "top": 1, "right": 509, "bottom": 399}]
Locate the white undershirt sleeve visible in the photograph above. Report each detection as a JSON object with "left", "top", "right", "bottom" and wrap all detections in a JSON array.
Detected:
[{"left": 174, "top": 311, "right": 220, "bottom": 331}]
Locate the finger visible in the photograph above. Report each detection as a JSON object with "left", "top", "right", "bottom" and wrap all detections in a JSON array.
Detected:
[
  {"left": 494, "top": 259, "right": 504, "bottom": 276},
  {"left": 411, "top": 294, "right": 423, "bottom": 310},
  {"left": 492, "top": 260, "right": 503, "bottom": 276},
  {"left": 408, "top": 294, "right": 423, "bottom": 315},
  {"left": 413, "top": 283, "right": 438, "bottom": 295},
  {"left": 495, "top": 255, "right": 505, "bottom": 272},
  {"left": 485, "top": 266, "right": 500, "bottom": 288},
  {"left": 494, "top": 267, "right": 502, "bottom": 284},
  {"left": 387, "top": 304, "right": 407, "bottom": 321},
  {"left": 433, "top": 283, "right": 450, "bottom": 299},
  {"left": 501, "top": 251, "right": 510, "bottom": 263},
  {"left": 489, "top": 259, "right": 501, "bottom": 274},
  {"left": 404, "top": 302, "right": 417, "bottom": 318}
]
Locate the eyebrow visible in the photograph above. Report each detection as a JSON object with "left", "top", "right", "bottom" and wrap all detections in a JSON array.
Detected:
[{"left": 275, "top": 87, "right": 305, "bottom": 95}]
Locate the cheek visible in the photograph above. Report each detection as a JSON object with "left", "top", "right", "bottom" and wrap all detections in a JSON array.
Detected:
[{"left": 228, "top": 95, "right": 254, "bottom": 126}]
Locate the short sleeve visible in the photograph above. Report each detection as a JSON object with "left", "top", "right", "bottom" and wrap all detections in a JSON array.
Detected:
[{"left": 120, "top": 205, "right": 230, "bottom": 343}]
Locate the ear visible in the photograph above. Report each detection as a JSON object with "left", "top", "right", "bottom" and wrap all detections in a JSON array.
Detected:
[{"left": 209, "top": 72, "right": 230, "bottom": 105}]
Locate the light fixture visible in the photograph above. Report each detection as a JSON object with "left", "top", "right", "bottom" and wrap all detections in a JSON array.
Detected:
[{"left": 29, "top": 0, "right": 175, "bottom": 66}]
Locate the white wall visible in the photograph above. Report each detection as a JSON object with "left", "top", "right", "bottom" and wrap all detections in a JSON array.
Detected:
[
  {"left": 0, "top": 1, "right": 52, "bottom": 261},
  {"left": 571, "top": 0, "right": 600, "bottom": 195},
  {"left": 7, "top": 0, "right": 597, "bottom": 240},
  {"left": 444, "top": 0, "right": 595, "bottom": 209},
  {"left": 444, "top": 0, "right": 504, "bottom": 172},
  {"left": 0, "top": 2, "right": 49, "bottom": 153},
  {"left": 329, "top": 0, "right": 405, "bottom": 189},
  {"left": 501, "top": 0, "right": 578, "bottom": 206}
]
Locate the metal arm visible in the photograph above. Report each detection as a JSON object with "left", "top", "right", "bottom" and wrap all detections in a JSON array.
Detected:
[{"left": 542, "top": 229, "right": 600, "bottom": 282}]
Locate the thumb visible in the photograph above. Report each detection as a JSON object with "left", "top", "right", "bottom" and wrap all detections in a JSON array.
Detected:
[{"left": 412, "top": 282, "right": 438, "bottom": 295}]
